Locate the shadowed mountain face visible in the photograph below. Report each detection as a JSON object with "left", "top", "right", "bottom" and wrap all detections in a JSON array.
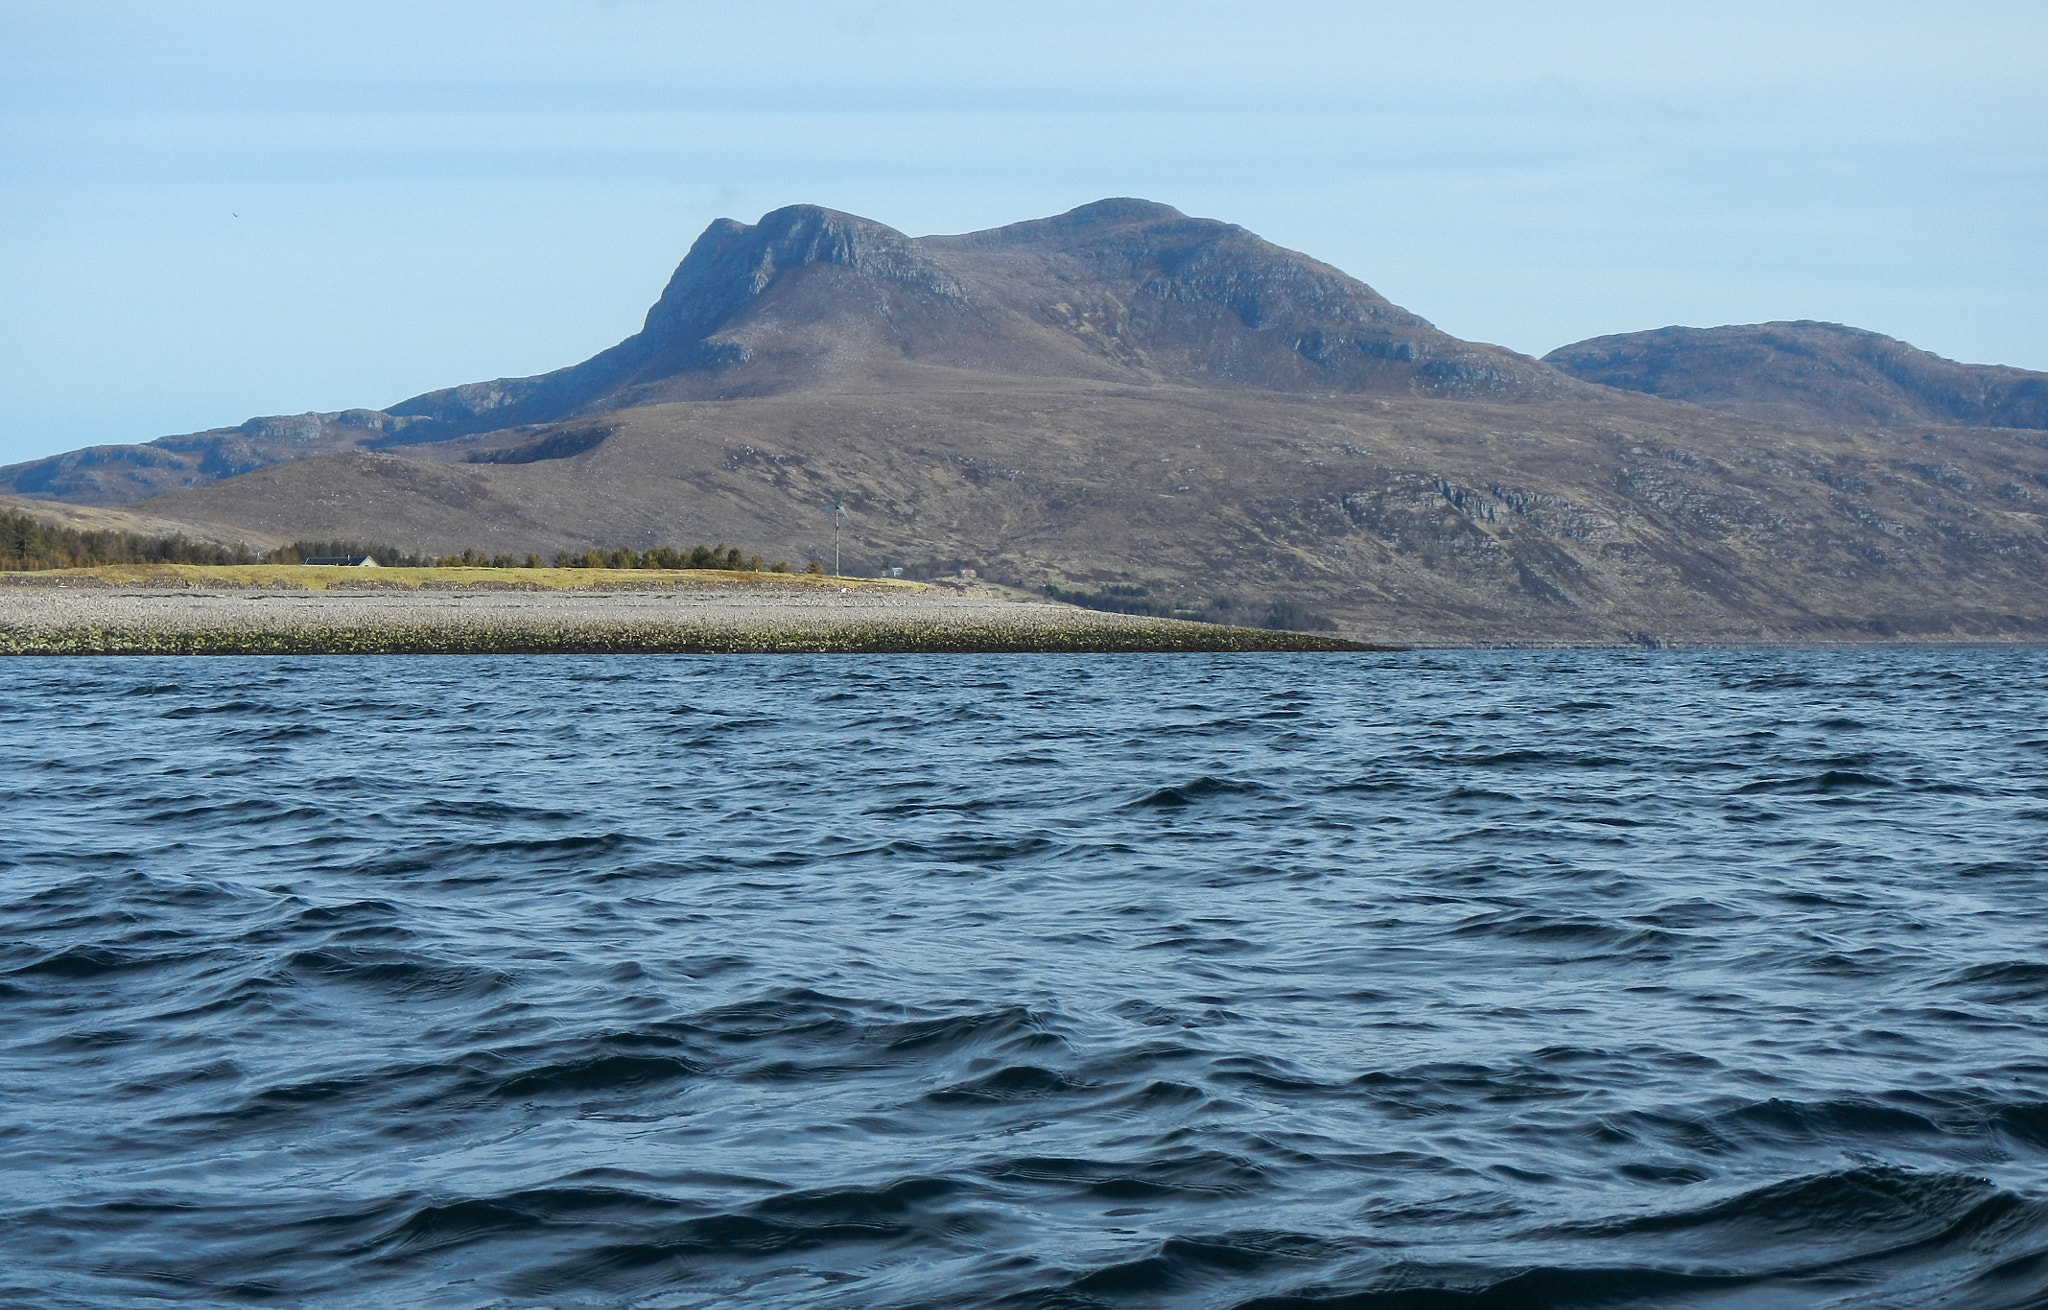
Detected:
[
  {"left": 1546, "top": 321, "right": 2048, "bottom": 430},
  {"left": 1, "top": 200, "right": 1573, "bottom": 505}
]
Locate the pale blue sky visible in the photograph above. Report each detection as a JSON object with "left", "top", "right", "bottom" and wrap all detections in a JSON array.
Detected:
[{"left": 3, "top": 1, "right": 2043, "bottom": 464}]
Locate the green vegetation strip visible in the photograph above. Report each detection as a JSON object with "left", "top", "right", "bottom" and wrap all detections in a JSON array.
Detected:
[
  {"left": 0, "top": 564, "right": 927, "bottom": 592},
  {"left": 0, "top": 622, "right": 1375, "bottom": 656}
]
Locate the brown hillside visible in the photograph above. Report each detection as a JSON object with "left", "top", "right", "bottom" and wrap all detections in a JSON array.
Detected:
[
  {"left": 139, "top": 378, "right": 2048, "bottom": 646},
  {"left": 1545, "top": 321, "right": 2048, "bottom": 430}
]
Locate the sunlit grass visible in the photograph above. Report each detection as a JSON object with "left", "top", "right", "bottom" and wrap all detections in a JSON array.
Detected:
[{"left": 8, "top": 564, "right": 931, "bottom": 592}]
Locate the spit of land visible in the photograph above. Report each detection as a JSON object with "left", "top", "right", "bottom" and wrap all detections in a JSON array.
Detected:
[{"left": 0, "top": 566, "right": 1374, "bottom": 655}]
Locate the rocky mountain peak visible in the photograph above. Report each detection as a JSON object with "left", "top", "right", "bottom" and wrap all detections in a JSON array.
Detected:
[
  {"left": 640, "top": 204, "right": 965, "bottom": 344},
  {"left": 946, "top": 197, "right": 1193, "bottom": 247},
  {"left": 1058, "top": 197, "right": 1188, "bottom": 226}
]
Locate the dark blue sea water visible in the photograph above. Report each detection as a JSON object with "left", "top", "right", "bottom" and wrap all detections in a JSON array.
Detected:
[{"left": 4, "top": 650, "right": 2048, "bottom": 1309}]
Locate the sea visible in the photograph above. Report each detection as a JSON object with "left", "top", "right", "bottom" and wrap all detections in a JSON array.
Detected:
[{"left": 4, "top": 649, "right": 2047, "bottom": 1309}]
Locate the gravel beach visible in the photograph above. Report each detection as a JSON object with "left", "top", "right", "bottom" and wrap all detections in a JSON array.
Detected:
[{"left": 0, "top": 579, "right": 1372, "bottom": 654}]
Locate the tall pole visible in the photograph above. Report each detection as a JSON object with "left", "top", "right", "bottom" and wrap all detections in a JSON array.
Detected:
[{"left": 831, "top": 494, "right": 848, "bottom": 578}]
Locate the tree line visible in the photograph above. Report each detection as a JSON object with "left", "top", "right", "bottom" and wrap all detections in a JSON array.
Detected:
[
  {"left": 548, "top": 545, "right": 799, "bottom": 572},
  {"left": 266, "top": 540, "right": 434, "bottom": 566},
  {"left": 279, "top": 541, "right": 803, "bottom": 572},
  {"left": 0, "top": 508, "right": 259, "bottom": 571},
  {"left": 0, "top": 515, "right": 811, "bottom": 574}
]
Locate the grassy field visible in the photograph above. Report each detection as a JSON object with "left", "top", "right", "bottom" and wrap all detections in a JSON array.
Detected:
[{"left": 0, "top": 564, "right": 930, "bottom": 592}]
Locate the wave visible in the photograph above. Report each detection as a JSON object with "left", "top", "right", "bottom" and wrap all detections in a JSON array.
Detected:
[
  {"left": 924, "top": 1064, "right": 1096, "bottom": 1104},
  {"left": 1128, "top": 775, "right": 1269, "bottom": 808},
  {"left": 502, "top": 1177, "right": 971, "bottom": 1296},
  {"left": 493, "top": 1052, "right": 703, "bottom": 1098},
  {"left": 278, "top": 945, "right": 513, "bottom": 1000},
  {"left": 1940, "top": 961, "right": 2048, "bottom": 1002},
  {"left": 1734, "top": 768, "right": 1899, "bottom": 793}
]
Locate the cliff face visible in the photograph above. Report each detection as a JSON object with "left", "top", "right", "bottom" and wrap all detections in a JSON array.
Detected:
[
  {"left": 380, "top": 205, "right": 993, "bottom": 437},
  {"left": 1546, "top": 321, "right": 2048, "bottom": 430}
]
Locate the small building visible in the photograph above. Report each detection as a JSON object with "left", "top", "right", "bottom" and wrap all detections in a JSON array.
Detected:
[{"left": 302, "top": 556, "right": 379, "bottom": 567}]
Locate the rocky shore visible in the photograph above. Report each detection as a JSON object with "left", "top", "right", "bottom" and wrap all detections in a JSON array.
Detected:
[{"left": 0, "top": 572, "right": 1376, "bottom": 655}]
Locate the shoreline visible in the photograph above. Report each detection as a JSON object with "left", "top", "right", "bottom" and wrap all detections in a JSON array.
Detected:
[
  {"left": 0, "top": 621, "right": 1373, "bottom": 656},
  {"left": 7, "top": 567, "right": 2038, "bottom": 654},
  {"left": 0, "top": 569, "right": 1379, "bottom": 655}
]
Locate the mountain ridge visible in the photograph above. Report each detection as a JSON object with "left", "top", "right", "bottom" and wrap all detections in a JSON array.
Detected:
[
  {"left": 1545, "top": 320, "right": 2048, "bottom": 430},
  {"left": 2, "top": 199, "right": 1576, "bottom": 505}
]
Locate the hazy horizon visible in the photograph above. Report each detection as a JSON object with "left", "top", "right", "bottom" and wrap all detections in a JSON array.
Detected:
[{"left": 4, "top": 0, "right": 2043, "bottom": 465}]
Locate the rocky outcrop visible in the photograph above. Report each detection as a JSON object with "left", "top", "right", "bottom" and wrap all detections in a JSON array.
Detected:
[
  {"left": 1545, "top": 321, "right": 2048, "bottom": 429},
  {"left": 382, "top": 205, "right": 983, "bottom": 435}
]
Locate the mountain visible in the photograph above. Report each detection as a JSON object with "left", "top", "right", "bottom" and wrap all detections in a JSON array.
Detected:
[
  {"left": 2, "top": 199, "right": 1572, "bottom": 506},
  {"left": 0, "top": 410, "right": 415, "bottom": 506},
  {"left": 1545, "top": 321, "right": 2048, "bottom": 430},
  {"left": 7, "top": 200, "right": 2048, "bottom": 645}
]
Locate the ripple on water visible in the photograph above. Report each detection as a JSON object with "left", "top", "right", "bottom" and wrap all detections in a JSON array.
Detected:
[{"left": 2, "top": 649, "right": 2047, "bottom": 1308}]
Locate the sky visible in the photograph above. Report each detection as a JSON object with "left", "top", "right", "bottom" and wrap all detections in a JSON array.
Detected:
[{"left": 2, "top": 0, "right": 2044, "bottom": 466}]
